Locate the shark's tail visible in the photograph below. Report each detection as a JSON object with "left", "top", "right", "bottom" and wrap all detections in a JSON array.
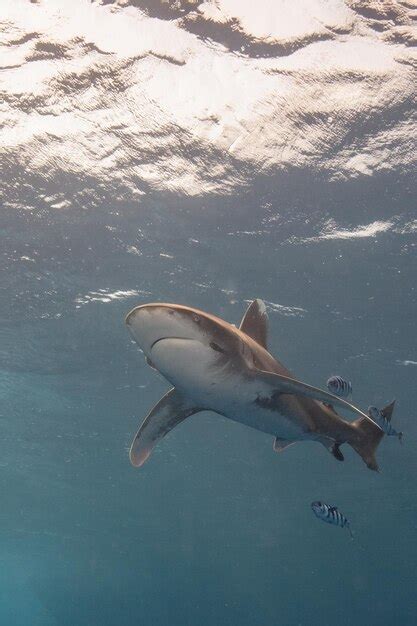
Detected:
[{"left": 348, "top": 400, "right": 395, "bottom": 471}]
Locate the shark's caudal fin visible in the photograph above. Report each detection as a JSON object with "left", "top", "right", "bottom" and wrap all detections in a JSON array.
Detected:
[
  {"left": 348, "top": 401, "right": 396, "bottom": 471},
  {"left": 349, "top": 417, "right": 384, "bottom": 472}
]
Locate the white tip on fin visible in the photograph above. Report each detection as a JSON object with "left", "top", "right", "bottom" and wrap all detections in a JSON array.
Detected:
[
  {"left": 130, "top": 445, "right": 152, "bottom": 468},
  {"left": 273, "top": 437, "right": 297, "bottom": 452},
  {"left": 129, "top": 388, "right": 204, "bottom": 468},
  {"left": 240, "top": 299, "right": 269, "bottom": 349}
]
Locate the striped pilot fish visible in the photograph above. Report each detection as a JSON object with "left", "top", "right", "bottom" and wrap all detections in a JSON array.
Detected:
[
  {"left": 326, "top": 375, "right": 352, "bottom": 398},
  {"left": 368, "top": 405, "right": 403, "bottom": 442},
  {"left": 311, "top": 501, "right": 353, "bottom": 538}
]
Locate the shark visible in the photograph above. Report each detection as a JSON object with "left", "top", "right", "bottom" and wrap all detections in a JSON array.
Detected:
[{"left": 125, "top": 299, "right": 395, "bottom": 472}]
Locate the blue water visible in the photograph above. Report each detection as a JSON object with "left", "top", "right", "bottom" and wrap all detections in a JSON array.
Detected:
[{"left": 1, "top": 1, "right": 417, "bottom": 625}]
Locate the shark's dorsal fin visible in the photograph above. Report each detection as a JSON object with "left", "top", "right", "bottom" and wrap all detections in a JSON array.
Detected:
[
  {"left": 129, "top": 388, "right": 205, "bottom": 467},
  {"left": 273, "top": 437, "right": 297, "bottom": 452},
  {"left": 239, "top": 299, "right": 268, "bottom": 349}
]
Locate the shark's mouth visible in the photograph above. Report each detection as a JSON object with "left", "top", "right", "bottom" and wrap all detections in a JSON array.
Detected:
[
  {"left": 150, "top": 337, "right": 194, "bottom": 351},
  {"left": 150, "top": 337, "right": 170, "bottom": 350}
]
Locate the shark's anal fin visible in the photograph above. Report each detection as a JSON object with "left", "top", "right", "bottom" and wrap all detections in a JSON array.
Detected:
[
  {"left": 331, "top": 443, "right": 344, "bottom": 462},
  {"left": 315, "top": 435, "right": 344, "bottom": 461},
  {"left": 129, "top": 388, "right": 204, "bottom": 468},
  {"left": 273, "top": 437, "right": 297, "bottom": 452},
  {"left": 239, "top": 299, "right": 268, "bottom": 350}
]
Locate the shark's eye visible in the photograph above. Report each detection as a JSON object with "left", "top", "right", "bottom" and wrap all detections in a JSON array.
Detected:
[
  {"left": 210, "top": 342, "right": 225, "bottom": 354},
  {"left": 192, "top": 314, "right": 200, "bottom": 323}
]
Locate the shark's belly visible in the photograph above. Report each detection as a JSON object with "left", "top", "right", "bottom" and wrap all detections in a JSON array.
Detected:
[
  {"left": 217, "top": 395, "right": 306, "bottom": 440},
  {"left": 151, "top": 338, "right": 306, "bottom": 440},
  {"left": 184, "top": 369, "right": 305, "bottom": 440},
  {"left": 151, "top": 338, "right": 224, "bottom": 395}
]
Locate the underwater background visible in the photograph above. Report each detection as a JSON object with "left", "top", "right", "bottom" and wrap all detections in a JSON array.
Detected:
[{"left": 1, "top": 1, "right": 416, "bottom": 624}]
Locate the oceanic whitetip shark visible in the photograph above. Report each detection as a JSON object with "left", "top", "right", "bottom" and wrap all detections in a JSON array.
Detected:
[{"left": 126, "top": 300, "right": 395, "bottom": 472}]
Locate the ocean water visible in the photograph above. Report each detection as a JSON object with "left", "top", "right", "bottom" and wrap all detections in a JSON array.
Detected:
[{"left": 1, "top": 1, "right": 416, "bottom": 625}]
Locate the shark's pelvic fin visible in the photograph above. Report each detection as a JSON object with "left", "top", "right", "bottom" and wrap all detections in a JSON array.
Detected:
[
  {"left": 239, "top": 299, "right": 268, "bottom": 349},
  {"left": 273, "top": 435, "right": 344, "bottom": 462},
  {"left": 129, "top": 388, "right": 204, "bottom": 467},
  {"left": 273, "top": 437, "right": 297, "bottom": 452}
]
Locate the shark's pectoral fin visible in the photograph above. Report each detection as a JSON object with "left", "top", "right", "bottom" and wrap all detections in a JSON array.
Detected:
[
  {"left": 251, "top": 369, "right": 373, "bottom": 423},
  {"left": 273, "top": 437, "right": 297, "bottom": 452},
  {"left": 129, "top": 388, "right": 205, "bottom": 468},
  {"left": 239, "top": 299, "right": 268, "bottom": 349}
]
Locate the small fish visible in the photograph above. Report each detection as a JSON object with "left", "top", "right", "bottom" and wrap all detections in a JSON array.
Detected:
[
  {"left": 311, "top": 501, "right": 353, "bottom": 538},
  {"left": 326, "top": 375, "right": 352, "bottom": 398},
  {"left": 368, "top": 406, "right": 403, "bottom": 441}
]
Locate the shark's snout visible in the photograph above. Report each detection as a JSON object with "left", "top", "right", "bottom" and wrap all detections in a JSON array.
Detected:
[
  {"left": 126, "top": 304, "right": 169, "bottom": 354},
  {"left": 126, "top": 304, "right": 175, "bottom": 324},
  {"left": 126, "top": 303, "right": 202, "bottom": 356}
]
